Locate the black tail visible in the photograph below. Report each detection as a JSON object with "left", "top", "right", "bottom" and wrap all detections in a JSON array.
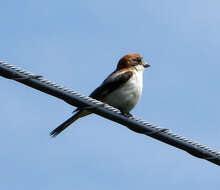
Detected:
[{"left": 50, "top": 111, "right": 82, "bottom": 137}]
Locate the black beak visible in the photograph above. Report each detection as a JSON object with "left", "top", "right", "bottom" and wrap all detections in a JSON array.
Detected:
[{"left": 143, "top": 63, "right": 151, "bottom": 68}]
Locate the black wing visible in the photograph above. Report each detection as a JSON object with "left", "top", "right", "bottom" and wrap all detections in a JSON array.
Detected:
[
  {"left": 89, "top": 70, "right": 133, "bottom": 100},
  {"left": 72, "top": 70, "right": 133, "bottom": 112}
]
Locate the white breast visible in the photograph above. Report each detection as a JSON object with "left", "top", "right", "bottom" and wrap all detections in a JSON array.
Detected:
[{"left": 104, "top": 65, "right": 144, "bottom": 113}]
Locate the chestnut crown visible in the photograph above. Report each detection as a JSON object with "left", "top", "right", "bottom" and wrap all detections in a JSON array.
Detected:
[{"left": 116, "top": 54, "right": 150, "bottom": 70}]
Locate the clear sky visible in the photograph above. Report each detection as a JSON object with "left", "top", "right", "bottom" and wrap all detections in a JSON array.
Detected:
[{"left": 1, "top": 0, "right": 220, "bottom": 189}]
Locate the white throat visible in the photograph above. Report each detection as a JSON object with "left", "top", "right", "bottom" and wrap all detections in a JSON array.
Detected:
[{"left": 134, "top": 64, "right": 145, "bottom": 72}]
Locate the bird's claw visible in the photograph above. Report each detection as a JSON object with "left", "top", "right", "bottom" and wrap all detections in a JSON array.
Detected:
[{"left": 121, "top": 111, "right": 133, "bottom": 117}]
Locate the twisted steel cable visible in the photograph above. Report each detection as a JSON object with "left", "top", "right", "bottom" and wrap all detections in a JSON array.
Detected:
[{"left": 0, "top": 61, "right": 220, "bottom": 166}]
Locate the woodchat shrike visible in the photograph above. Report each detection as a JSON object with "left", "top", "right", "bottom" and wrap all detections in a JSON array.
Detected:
[{"left": 50, "top": 54, "right": 150, "bottom": 137}]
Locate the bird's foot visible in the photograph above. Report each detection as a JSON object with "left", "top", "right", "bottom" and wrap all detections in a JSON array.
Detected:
[{"left": 121, "top": 111, "right": 133, "bottom": 117}]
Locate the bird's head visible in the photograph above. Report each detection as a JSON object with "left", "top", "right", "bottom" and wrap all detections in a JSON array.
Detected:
[{"left": 116, "top": 54, "right": 150, "bottom": 71}]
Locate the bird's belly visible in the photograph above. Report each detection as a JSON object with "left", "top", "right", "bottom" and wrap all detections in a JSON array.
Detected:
[{"left": 104, "top": 78, "right": 142, "bottom": 112}]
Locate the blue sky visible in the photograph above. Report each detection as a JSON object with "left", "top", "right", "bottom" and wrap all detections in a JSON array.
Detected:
[{"left": 1, "top": 0, "right": 220, "bottom": 189}]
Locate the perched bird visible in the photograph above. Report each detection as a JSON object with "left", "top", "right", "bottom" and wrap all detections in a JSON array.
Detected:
[{"left": 50, "top": 54, "right": 150, "bottom": 137}]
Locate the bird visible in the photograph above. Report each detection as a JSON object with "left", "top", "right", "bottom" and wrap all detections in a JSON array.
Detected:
[{"left": 50, "top": 53, "right": 150, "bottom": 137}]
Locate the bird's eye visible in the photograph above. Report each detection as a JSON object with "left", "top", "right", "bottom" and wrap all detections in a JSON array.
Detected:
[{"left": 133, "top": 57, "right": 142, "bottom": 64}]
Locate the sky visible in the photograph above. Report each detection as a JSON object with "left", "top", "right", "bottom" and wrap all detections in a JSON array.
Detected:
[{"left": 1, "top": 0, "right": 220, "bottom": 189}]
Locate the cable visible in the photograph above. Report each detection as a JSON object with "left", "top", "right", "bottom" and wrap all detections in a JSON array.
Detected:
[{"left": 0, "top": 61, "right": 220, "bottom": 166}]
